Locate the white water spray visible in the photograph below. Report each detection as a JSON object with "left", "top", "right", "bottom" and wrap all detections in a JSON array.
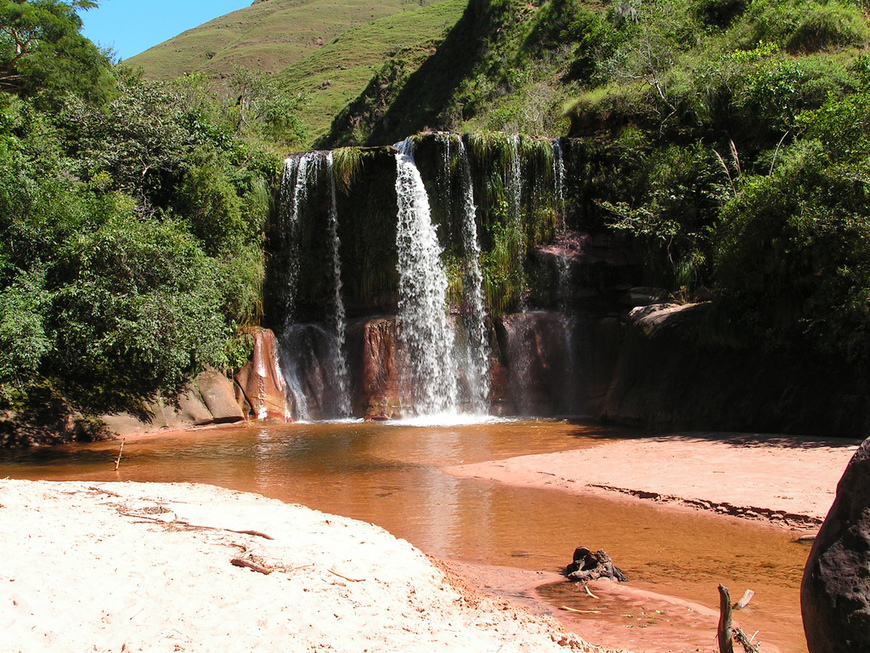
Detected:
[
  {"left": 394, "top": 138, "right": 458, "bottom": 414},
  {"left": 456, "top": 138, "right": 491, "bottom": 412},
  {"left": 552, "top": 138, "right": 567, "bottom": 235}
]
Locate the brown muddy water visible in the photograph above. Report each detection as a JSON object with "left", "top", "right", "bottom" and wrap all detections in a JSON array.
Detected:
[{"left": 0, "top": 419, "right": 810, "bottom": 652}]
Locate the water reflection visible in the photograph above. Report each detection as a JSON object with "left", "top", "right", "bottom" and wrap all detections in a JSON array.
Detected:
[{"left": 0, "top": 420, "right": 808, "bottom": 652}]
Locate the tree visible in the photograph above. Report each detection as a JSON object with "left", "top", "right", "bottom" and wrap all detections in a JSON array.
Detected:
[
  {"left": 49, "top": 216, "right": 231, "bottom": 405},
  {"left": 0, "top": 0, "right": 112, "bottom": 103}
]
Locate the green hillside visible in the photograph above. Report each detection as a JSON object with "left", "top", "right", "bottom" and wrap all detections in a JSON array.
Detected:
[
  {"left": 127, "top": 0, "right": 465, "bottom": 144},
  {"left": 277, "top": 0, "right": 466, "bottom": 143},
  {"left": 127, "top": 0, "right": 450, "bottom": 80}
]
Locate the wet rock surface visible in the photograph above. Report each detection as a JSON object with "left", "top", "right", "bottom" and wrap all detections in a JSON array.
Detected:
[
  {"left": 801, "top": 437, "right": 870, "bottom": 653},
  {"left": 234, "top": 327, "right": 289, "bottom": 420},
  {"left": 348, "top": 317, "right": 404, "bottom": 419}
]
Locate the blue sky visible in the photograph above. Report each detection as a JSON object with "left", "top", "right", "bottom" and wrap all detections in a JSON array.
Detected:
[{"left": 80, "top": 1, "right": 251, "bottom": 61}]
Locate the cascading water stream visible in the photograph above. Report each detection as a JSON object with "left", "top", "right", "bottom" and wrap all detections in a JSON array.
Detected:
[
  {"left": 278, "top": 151, "right": 350, "bottom": 420},
  {"left": 278, "top": 152, "right": 316, "bottom": 418},
  {"left": 279, "top": 153, "right": 312, "bottom": 326},
  {"left": 552, "top": 138, "right": 567, "bottom": 236},
  {"left": 507, "top": 135, "right": 528, "bottom": 310},
  {"left": 394, "top": 138, "right": 459, "bottom": 415},
  {"left": 550, "top": 138, "right": 574, "bottom": 311},
  {"left": 325, "top": 151, "right": 351, "bottom": 417},
  {"left": 456, "top": 138, "right": 491, "bottom": 412},
  {"left": 509, "top": 135, "right": 523, "bottom": 230}
]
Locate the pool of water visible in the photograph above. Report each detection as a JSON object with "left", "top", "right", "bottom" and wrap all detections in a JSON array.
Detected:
[{"left": 0, "top": 419, "right": 810, "bottom": 652}]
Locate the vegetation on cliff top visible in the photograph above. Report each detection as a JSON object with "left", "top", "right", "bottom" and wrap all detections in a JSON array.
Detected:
[{"left": 321, "top": 0, "right": 870, "bottom": 366}]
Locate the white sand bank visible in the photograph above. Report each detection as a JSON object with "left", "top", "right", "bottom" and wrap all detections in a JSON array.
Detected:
[{"left": 0, "top": 480, "right": 617, "bottom": 653}]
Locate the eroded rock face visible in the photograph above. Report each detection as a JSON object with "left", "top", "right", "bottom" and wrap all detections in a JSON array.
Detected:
[
  {"left": 197, "top": 368, "right": 245, "bottom": 423},
  {"left": 100, "top": 367, "right": 244, "bottom": 438},
  {"left": 234, "top": 327, "right": 290, "bottom": 420},
  {"left": 348, "top": 317, "right": 404, "bottom": 419},
  {"left": 801, "top": 438, "right": 870, "bottom": 653}
]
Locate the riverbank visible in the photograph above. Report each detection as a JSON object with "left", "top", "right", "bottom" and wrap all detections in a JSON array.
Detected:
[
  {"left": 1, "top": 428, "right": 857, "bottom": 653},
  {"left": 0, "top": 480, "right": 613, "bottom": 653},
  {"left": 444, "top": 431, "right": 861, "bottom": 530},
  {"left": 439, "top": 431, "right": 861, "bottom": 653}
]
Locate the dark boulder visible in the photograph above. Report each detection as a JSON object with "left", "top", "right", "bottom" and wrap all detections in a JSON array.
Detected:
[
  {"left": 801, "top": 438, "right": 870, "bottom": 652},
  {"left": 565, "top": 546, "right": 628, "bottom": 583}
]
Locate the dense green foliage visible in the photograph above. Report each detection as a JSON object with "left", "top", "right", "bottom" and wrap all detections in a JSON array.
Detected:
[
  {"left": 550, "top": 0, "right": 870, "bottom": 362},
  {"left": 0, "top": 1, "right": 285, "bottom": 422},
  {"left": 0, "top": 0, "right": 112, "bottom": 103}
]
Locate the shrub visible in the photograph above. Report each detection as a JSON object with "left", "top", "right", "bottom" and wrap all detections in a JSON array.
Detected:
[
  {"left": 49, "top": 217, "right": 230, "bottom": 404},
  {"left": 786, "top": 3, "right": 870, "bottom": 53},
  {"left": 715, "top": 140, "right": 870, "bottom": 361},
  {"left": 0, "top": 270, "right": 50, "bottom": 389}
]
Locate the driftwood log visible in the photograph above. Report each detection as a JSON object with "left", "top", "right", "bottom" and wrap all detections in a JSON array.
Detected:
[
  {"left": 718, "top": 584, "right": 761, "bottom": 653},
  {"left": 231, "top": 558, "right": 272, "bottom": 575},
  {"left": 718, "top": 584, "right": 735, "bottom": 653},
  {"left": 565, "top": 547, "right": 628, "bottom": 582}
]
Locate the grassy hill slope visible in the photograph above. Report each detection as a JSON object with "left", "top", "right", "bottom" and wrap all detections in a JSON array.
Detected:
[
  {"left": 321, "top": 0, "right": 583, "bottom": 146},
  {"left": 278, "top": 0, "right": 466, "bottom": 143},
  {"left": 126, "top": 0, "right": 452, "bottom": 81},
  {"left": 127, "top": 0, "right": 464, "bottom": 145}
]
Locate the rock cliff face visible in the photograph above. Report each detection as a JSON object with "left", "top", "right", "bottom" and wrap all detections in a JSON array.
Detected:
[
  {"left": 97, "top": 129, "right": 870, "bottom": 438},
  {"left": 597, "top": 302, "right": 870, "bottom": 438},
  {"left": 100, "top": 367, "right": 246, "bottom": 438},
  {"left": 234, "top": 327, "right": 290, "bottom": 420},
  {"left": 802, "top": 438, "right": 870, "bottom": 652},
  {"left": 348, "top": 317, "right": 405, "bottom": 419},
  {"left": 98, "top": 297, "right": 870, "bottom": 439}
]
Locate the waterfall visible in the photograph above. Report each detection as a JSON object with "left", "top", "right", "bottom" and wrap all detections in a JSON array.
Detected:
[
  {"left": 325, "top": 151, "right": 351, "bottom": 417},
  {"left": 394, "top": 138, "right": 458, "bottom": 414},
  {"left": 508, "top": 135, "right": 523, "bottom": 229},
  {"left": 456, "top": 138, "right": 491, "bottom": 412},
  {"left": 277, "top": 151, "right": 350, "bottom": 420},
  {"left": 277, "top": 152, "right": 315, "bottom": 420},
  {"left": 508, "top": 135, "right": 528, "bottom": 309},
  {"left": 279, "top": 153, "right": 314, "bottom": 325},
  {"left": 552, "top": 138, "right": 567, "bottom": 235}
]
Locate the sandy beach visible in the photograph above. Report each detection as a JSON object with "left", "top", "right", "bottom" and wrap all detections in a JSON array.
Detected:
[{"left": 0, "top": 480, "right": 611, "bottom": 653}]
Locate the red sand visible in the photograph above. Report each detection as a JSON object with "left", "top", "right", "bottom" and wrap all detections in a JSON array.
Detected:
[{"left": 444, "top": 432, "right": 860, "bottom": 529}]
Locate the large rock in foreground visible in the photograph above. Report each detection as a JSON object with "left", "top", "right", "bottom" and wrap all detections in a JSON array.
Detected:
[{"left": 801, "top": 437, "right": 870, "bottom": 652}]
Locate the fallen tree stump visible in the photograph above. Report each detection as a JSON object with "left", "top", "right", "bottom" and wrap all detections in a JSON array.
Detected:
[{"left": 564, "top": 547, "right": 628, "bottom": 582}]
